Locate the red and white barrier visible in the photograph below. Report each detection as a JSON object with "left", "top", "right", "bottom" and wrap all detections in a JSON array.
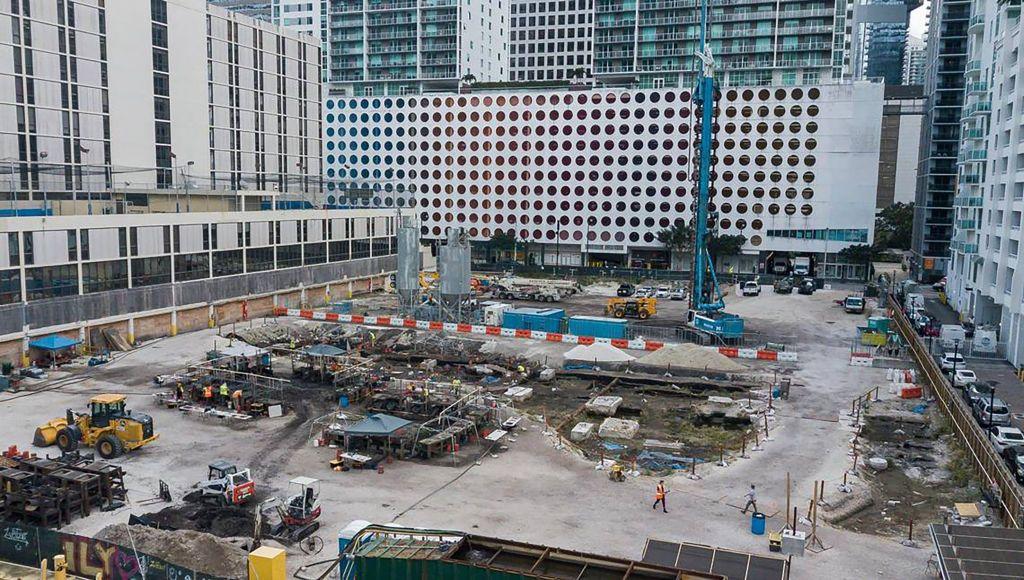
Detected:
[{"left": 273, "top": 307, "right": 797, "bottom": 361}]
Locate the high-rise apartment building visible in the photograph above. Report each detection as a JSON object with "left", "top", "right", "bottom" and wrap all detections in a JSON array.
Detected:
[
  {"left": 509, "top": 0, "right": 594, "bottom": 82},
  {"left": 272, "top": 1, "right": 330, "bottom": 83},
  {"left": 0, "top": 0, "right": 322, "bottom": 201},
  {"left": 910, "top": 0, "right": 969, "bottom": 282},
  {"left": 588, "top": 0, "right": 847, "bottom": 89},
  {"left": 326, "top": 0, "right": 510, "bottom": 96},
  {"left": 209, "top": 1, "right": 275, "bottom": 21},
  {"left": 845, "top": 0, "right": 921, "bottom": 85},
  {"left": 945, "top": 0, "right": 1023, "bottom": 363},
  {"left": 902, "top": 34, "right": 925, "bottom": 84}
]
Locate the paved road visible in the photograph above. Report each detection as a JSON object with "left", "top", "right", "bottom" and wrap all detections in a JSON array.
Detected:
[{"left": 920, "top": 288, "right": 1024, "bottom": 432}]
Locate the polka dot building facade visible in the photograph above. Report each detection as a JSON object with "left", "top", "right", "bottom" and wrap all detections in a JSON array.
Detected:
[{"left": 323, "top": 82, "right": 883, "bottom": 276}]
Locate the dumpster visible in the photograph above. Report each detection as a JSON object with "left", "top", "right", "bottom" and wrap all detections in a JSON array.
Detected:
[
  {"left": 501, "top": 308, "right": 565, "bottom": 333},
  {"left": 568, "top": 315, "right": 627, "bottom": 339}
]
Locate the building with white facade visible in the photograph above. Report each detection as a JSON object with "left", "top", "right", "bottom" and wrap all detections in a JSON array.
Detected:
[
  {"left": 0, "top": 208, "right": 397, "bottom": 365},
  {"left": 322, "top": 83, "right": 884, "bottom": 278},
  {"left": 945, "top": 0, "right": 1024, "bottom": 363},
  {"left": 0, "top": 0, "right": 322, "bottom": 202}
]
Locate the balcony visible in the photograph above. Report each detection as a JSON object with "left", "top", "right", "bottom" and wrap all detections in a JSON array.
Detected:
[
  {"left": 367, "top": 17, "right": 416, "bottom": 25},
  {"left": 421, "top": 57, "right": 456, "bottom": 65},
  {"left": 960, "top": 172, "right": 983, "bottom": 184},
  {"left": 956, "top": 219, "right": 978, "bottom": 229},
  {"left": 367, "top": 30, "right": 418, "bottom": 40},
  {"left": 969, "top": 14, "right": 985, "bottom": 32},
  {"left": 421, "top": 28, "right": 456, "bottom": 37},
  {"left": 958, "top": 148, "right": 988, "bottom": 162},
  {"left": 598, "top": 17, "right": 638, "bottom": 27},
  {"left": 366, "top": 0, "right": 418, "bottom": 10},
  {"left": 967, "top": 81, "right": 988, "bottom": 94},
  {"left": 597, "top": 2, "right": 637, "bottom": 12},
  {"left": 779, "top": 41, "right": 832, "bottom": 51},
  {"left": 962, "top": 101, "right": 992, "bottom": 118},
  {"left": 367, "top": 43, "right": 417, "bottom": 54},
  {"left": 422, "top": 13, "right": 457, "bottom": 22},
  {"left": 421, "top": 43, "right": 456, "bottom": 51},
  {"left": 368, "top": 60, "right": 416, "bottom": 68},
  {"left": 965, "top": 60, "right": 982, "bottom": 75},
  {"left": 962, "top": 127, "right": 986, "bottom": 140},
  {"left": 954, "top": 194, "right": 984, "bottom": 206},
  {"left": 596, "top": 49, "right": 636, "bottom": 59}
]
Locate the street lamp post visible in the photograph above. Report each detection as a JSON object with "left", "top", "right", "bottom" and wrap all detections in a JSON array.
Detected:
[
  {"left": 184, "top": 160, "right": 195, "bottom": 212},
  {"left": 989, "top": 385, "right": 997, "bottom": 440}
]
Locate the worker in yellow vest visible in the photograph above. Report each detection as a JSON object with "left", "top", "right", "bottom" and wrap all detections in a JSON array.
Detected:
[{"left": 219, "top": 383, "right": 229, "bottom": 406}]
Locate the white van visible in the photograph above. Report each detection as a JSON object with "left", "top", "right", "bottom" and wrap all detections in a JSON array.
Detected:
[{"left": 939, "top": 324, "right": 967, "bottom": 348}]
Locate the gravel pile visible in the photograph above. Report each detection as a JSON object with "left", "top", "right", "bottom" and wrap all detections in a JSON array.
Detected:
[
  {"left": 638, "top": 343, "right": 747, "bottom": 372},
  {"left": 96, "top": 524, "right": 248, "bottom": 579}
]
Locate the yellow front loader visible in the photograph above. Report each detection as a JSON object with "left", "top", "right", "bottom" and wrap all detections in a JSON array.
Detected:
[{"left": 33, "top": 394, "right": 158, "bottom": 459}]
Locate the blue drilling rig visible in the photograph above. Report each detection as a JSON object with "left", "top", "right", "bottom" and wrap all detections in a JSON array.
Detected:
[{"left": 685, "top": 0, "right": 745, "bottom": 341}]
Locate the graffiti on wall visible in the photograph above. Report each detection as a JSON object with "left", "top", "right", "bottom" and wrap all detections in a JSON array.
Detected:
[{"left": 0, "top": 520, "right": 224, "bottom": 580}]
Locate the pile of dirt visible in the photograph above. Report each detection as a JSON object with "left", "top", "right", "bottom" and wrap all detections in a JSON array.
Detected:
[
  {"left": 141, "top": 504, "right": 255, "bottom": 537},
  {"left": 638, "top": 343, "right": 747, "bottom": 372},
  {"left": 96, "top": 524, "right": 248, "bottom": 579},
  {"left": 563, "top": 343, "right": 635, "bottom": 363}
]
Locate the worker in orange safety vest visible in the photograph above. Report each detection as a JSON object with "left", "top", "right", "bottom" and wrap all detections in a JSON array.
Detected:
[
  {"left": 232, "top": 389, "right": 243, "bottom": 412},
  {"left": 203, "top": 384, "right": 213, "bottom": 403},
  {"left": 652, "top": 480, "right": 668, "bottom": 513}
]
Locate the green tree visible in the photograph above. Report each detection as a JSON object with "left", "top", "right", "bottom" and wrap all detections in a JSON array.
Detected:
[
  {"left": 656, "top": 222, "right": 694, "bottom": 254},
  {"left": 838, "top": 244, "right": 877, "bottom": 280},
  {"left": 481, "top": 230, "right": 517, "bottom": 262},
  {"left": 875, "top": 202, "right": 914, "bottom": 250},
  {"left": 706, "top": 233, "right": 747, "bottom": 267}
]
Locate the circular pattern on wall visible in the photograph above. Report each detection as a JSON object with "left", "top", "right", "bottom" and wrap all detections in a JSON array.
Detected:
[{"left": 328, "top": 86, "right": 825, "bottom": 243}]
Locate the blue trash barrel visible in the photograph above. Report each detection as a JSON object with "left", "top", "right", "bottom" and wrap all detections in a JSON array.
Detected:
[
  {"left": 750, "top": 512, "right": 766, "bottom": 535},
  {"left": 339, "top": 395, "right": 350, "bottom": 408}
]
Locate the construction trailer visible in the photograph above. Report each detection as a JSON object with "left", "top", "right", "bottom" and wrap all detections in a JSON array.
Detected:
[{"left": 340, "top": 525, "right": 725, "bottom": 580}]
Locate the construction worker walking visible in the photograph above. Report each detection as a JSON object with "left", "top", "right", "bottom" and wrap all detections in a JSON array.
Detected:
[
  {"left": 652, "top": 480, "right": 668, "bottom": 513},
  {"left": 219, "top": 382, "right": 230, "bottom": 407},
  {"left": 741, "top": 484, "right": 758, "bottom": 514}
]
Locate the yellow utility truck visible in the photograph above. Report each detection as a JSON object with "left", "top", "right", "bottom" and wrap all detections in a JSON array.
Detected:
[
  {"left": 34, "top": 394, "right": 158, "bottom": 459},
  {"left": 605, "top": 297, "right": 657, "bottom": 320}
]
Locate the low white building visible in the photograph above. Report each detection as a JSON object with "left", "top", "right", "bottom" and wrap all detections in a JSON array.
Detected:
[{"left": 322, "top": 82, "right": 884, "bottom": 278}]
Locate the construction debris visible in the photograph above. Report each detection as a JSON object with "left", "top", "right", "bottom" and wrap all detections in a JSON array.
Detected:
[
  {"left": 571, "top": 422, "right": 595, "bottom": 442},
  {"left": 504, "top": 386, "right": 533, "bottom": 402},
  {"left": 597, "top": 418, "right": 640, "bottom": 440},
  {"left": 637, "top": 343, "right": 747, "bottom": 372},
  {"left": 585, "top": 396, "right": 623, "bottom": 416}
]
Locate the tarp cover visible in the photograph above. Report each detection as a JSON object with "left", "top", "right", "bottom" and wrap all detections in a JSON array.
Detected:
[
  {"left": 304, "top": 344, "right": 346, "bottom": 357},
  {"left": 343, "top": 413, "right": 413, "bottom": 436},
  {"left": 28, "top": 334, "right": 81, "bottom": 351}
]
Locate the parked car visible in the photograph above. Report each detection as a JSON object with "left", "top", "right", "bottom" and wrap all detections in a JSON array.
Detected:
[
  {"left": 616, "top": 283, "right": 636, "bottom": 297},
  {"left": 655, "top": 287, "right": 670, "bottom": 298},
  {"left": 952, "top": 368, "right": 978, "bottom": 388},
  {"left": 797, "top": 278, "right": 816, "bottom": 295},
  {"left": 634, "top": 286, "right": 654, "bottom": 298},
  {"left": 1002, "top": 445, "right": 1024, "bottom": 483},
  {"left": 741, "top": 281, "right": 761, "bottom": 296},
  {"left": 964, "top": 383, "right": 995, "bottom": 406},
  {"left": 988, "top": 426, "right": 1024, "bottom": 453},
  {"left": 939, "top": 352, "right": 966, "bottom": 372},
  {"left": 973, "top": 397, "right": 1012, "bottom": 427},
  {"left": 843, "top": 296, "right": 865, "bottom": 314},
  {"left": 774, "top": 278, "right": 794, "bottom": 294},
  {"left": 668, "top": 288, "right": 687, "bottom": 301},
  {"left": 19, "top": 366, "right": 47, "bottom": 379}
]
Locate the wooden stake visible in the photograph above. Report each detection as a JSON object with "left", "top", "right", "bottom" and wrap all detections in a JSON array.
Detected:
[{"left": 785, "top": 472, "right": 791, "bottom": 532}]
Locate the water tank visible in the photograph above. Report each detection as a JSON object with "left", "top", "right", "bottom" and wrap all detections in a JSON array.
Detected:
[{"left": 439, "top": 228, "right": 471, "bottom": 297}]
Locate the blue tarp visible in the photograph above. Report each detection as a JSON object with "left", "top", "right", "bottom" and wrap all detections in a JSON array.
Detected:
[
  {"left": 343, "top": 413, "right": 412, "bottom": 436},
  {"left": 28, "top": 335, "right": 81, "bottom": 351}
]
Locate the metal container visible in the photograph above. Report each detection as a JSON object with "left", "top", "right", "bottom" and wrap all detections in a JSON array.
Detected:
[
  {"left": 502, "top": 308, "right": 565, "bottom": 333},
  {"left": 568, "top": 315, "right": 627, "bottom": 339}
]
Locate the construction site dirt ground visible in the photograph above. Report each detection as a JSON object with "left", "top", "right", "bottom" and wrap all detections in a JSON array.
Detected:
[{"left": 0, "top": 289, "right": 941, "bottom": 580}]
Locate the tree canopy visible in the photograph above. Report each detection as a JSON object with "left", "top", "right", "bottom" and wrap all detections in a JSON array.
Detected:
[
  {"left": 875, "top": 202, "right": 913, "bottom": 250},
  {"left": 656, "top": 222, "right": 694, "bottom": 253}
]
